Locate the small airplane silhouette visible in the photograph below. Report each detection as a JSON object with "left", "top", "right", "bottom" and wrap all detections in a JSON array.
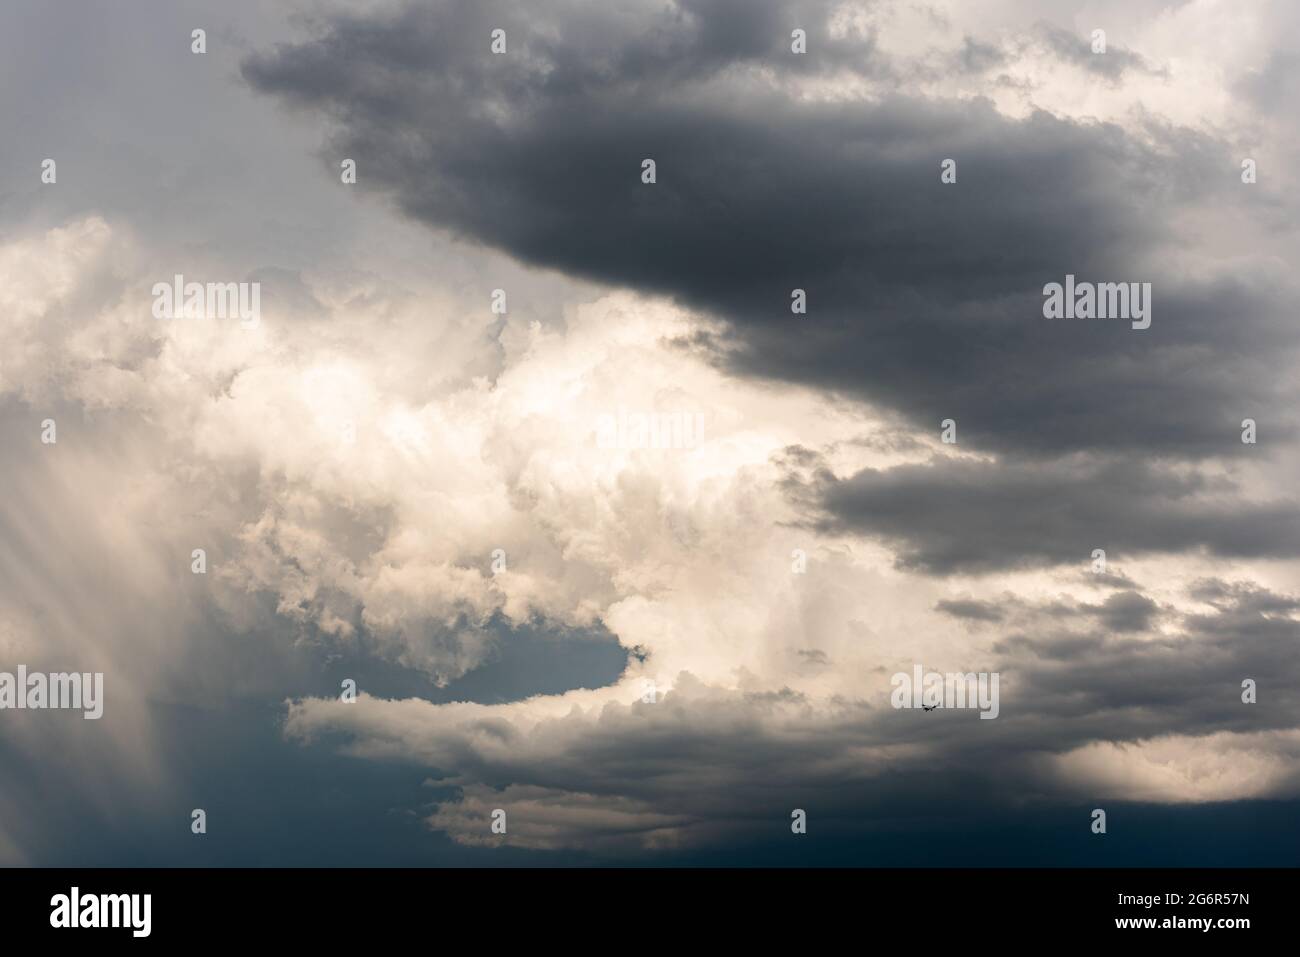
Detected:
[{"left": 922, "top": 703, "right": 939, "bottom": 712}]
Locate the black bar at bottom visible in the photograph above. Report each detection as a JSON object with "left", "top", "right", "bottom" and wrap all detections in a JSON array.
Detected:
[{"left": 0, "top": 867, "right": 1282, "bottom": 942}]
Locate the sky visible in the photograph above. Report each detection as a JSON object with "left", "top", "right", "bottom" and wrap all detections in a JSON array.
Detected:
[{"left": 1, "top": 0, "right": 1299, "bottom": 866}]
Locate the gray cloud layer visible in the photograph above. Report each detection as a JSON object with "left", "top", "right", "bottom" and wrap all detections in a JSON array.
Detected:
[{"left": 792, "top": 453, "right": 1300, "bottom": 573}]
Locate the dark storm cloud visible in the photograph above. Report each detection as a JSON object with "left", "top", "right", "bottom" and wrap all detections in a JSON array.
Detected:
[
  {"left": 242, "top": 0, "right": 1299, "bottom": 460},
  {"left": 989, "top": 579, "right": 1300, "bottom": 741},
  {"left": 985, "top": 590, "right": 1161, "bottom": 653},
  {"left": 928, "top": 579, "right": 1300, "bottom": 758},
  {"left": 315, "top": 578, "right": 1300, "bottom": 854},
  {"left": 789, "top": 452, "right": 1300, "bottom": 573}
]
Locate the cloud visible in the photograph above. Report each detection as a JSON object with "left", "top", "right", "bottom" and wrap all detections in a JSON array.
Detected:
[
  {"left": 793, "top": 453, "right": 1300, "bottom": 573},
  {"left": 243, "top": 0, "right": 1300, "bottom": 460},
  {"left": 239, "top": 0, "right": 1300, "bottom": 851},
  {"left": 280, "top": 578, "right": 1300, "bottom": 850},
  {"left": 4, "top": 0, "right": 1300, "bottom": 864},
  {"left": 1043, "top": 731, "right": 1300, "bottom": 803},
  {"left": 2, "top": 216, "right": 918, "bottom": 859},
  {"left": 936, "top": 598, "right": 1005, "bottom": 623},
  {"left": 1035, "top": 23, "right": 1166, "bottom": 83},
  {"left": 427, "top": 783, "right": 695, "bottom": 852}
]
